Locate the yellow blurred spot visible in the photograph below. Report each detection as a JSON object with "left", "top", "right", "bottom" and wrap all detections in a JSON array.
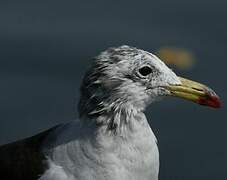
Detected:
[{"left": 156, "top": 47, "right": 196, "bottom": 70}]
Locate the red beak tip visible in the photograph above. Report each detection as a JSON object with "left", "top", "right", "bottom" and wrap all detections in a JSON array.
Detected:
[{"left": 198, "top": 95, "right": 222, "bottom": 108}]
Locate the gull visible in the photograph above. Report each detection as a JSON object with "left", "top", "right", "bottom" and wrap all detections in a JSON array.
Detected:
[{"left": 0, "top": 45, "right": 221, "bottom": 180}]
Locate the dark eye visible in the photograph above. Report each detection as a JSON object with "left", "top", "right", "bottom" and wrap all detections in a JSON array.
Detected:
[{"left": 138, "top": 66, "right": 153, "bottom": 76}]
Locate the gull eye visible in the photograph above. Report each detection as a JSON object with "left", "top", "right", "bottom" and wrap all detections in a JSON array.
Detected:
[{"left": 138, "top": 66, "right": 153, "bottom": 76}]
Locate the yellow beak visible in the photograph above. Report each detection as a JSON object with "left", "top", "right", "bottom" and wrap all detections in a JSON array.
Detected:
[{"left": 166, "top": 77, "right": 221, "bottom": 108}]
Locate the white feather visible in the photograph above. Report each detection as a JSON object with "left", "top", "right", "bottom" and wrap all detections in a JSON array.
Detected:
[{"left": 39, "top": 45, "right": 180, "bottom": 180}]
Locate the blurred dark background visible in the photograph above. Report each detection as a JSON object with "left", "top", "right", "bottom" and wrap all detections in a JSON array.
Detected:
[{"left": 0, "top": 0, "right": 226, "bottom": 179}]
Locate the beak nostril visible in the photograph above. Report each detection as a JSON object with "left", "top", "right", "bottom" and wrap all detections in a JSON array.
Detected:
[
  {"left": 192, "top": 87, "right": 203, "bottom": 92},
  {"left": 167, "top": 76, "right": 221, "bottom": 108}
]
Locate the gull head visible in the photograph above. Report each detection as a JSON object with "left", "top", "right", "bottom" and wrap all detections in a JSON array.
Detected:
[{"left": 79, "top": 45, "right": 221, "bottom": 118}]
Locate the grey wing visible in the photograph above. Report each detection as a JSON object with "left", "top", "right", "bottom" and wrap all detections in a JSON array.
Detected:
[{"left": 0, "top": 125, "right": 59, "bottom": 180}]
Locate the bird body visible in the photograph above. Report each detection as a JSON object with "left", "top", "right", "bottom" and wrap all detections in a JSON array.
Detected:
[
  {"left": 40, "top": 113, "right": 159, "bottom": 180},
  {"left": 0, "top": 45, "right": 221, "bottom": 180}
]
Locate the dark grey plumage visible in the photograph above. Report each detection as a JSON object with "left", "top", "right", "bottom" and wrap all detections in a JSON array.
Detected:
[{"left": 0, "top": 126, "right": 59, "bottom": 180}]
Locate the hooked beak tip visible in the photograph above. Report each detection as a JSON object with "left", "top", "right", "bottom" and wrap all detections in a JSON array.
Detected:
[
  {"left": 197, "top": 94, "right": 222, "bottom": 108},
  {"left": 166, "top": 76, "right": 222, "bottom": 109}
]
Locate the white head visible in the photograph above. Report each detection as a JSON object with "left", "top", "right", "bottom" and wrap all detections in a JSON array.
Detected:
[{"left": 78, "top": 45, "right": 220, "bottom": 122}]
